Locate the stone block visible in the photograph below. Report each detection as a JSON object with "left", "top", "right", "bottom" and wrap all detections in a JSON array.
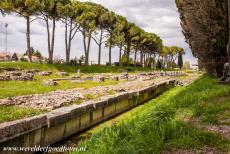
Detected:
[
  {"left": 110, "top": 76, "right": 119, "bottom": 81},
  {"left": 0, "top": 115, "right": 47, "bottom": 142},
  {"left": 47, "top": 110, "right": 71, "bottom": 128},
  {"left": 116, "top": 100, "right": 129, "bottom": 113},
  {"left": 43, "top": 80, "right": 58, "bottom": 86},
  {"left": 79, "top": 112, "right": 91, "bottom": 130},
  {"left": 103, "top": 104, "right": 116, "bottom": 118},
  {"left": 39, "top": 71, "right": 52, "bottom": 76},
  {"left": 57, "top": 72, "right": 69, "bottom": 76},
  {"left": 93, "top": 76, "right": 105, "bottom": 82},
  {"left": 116, "top": 92, "right": 129, "bottom": 102},
  {"left": 0, "top": 75, "right": 10, "bottom": 81},
  {"left": 63, "top": 117, "right": 80, "bottom": 138},
  {"left": 92, "top": 109, "right": 103, "bottom": 124}
]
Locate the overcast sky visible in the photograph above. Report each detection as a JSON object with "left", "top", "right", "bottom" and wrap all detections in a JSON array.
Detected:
[{"left": 0, "top": 0, "right": 197, "bottom": 64}]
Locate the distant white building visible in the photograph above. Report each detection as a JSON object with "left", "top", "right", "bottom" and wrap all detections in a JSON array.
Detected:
[
  {"left": 22, "top": 55, "right": 41, "bottom": 63},
  {"left": 192, "top": 64, "right": 199, "bottom": 70}
]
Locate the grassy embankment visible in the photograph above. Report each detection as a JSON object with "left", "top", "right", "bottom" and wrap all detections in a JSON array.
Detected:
[
  {"left": 73, "top": 75, "right": 230, "bottom": 154},
  {"left": 0, "top": 62, "right": 155, "bottom": 73}
]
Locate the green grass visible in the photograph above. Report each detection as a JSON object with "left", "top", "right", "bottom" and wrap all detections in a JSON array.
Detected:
[
  {"left": 0, "top": 62, "right": 155, "bottom": 73},
  {"left": 0, "top": 79, "right": 119, "bottom": 99},
  {"left": 73, "top": 75, "right": 230, "bottom": 154},
  {"left": 0, "top": 106, "right": 45, "bottom": 123}
]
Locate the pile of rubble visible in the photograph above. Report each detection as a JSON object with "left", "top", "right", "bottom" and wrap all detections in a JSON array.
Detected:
[
  {"left": 0, "top": 71, "right": 34, "bottom": 81},
  {"left": 0, "top": 89, "right": 84, "bottom": 110},
  {"left": 0, "top": 68, "right": 72, "bottom": 82},
  {"left": 0, "top": 77, "right": 166, "bottom": 110}
]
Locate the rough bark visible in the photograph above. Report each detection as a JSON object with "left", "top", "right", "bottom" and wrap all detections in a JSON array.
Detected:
[
  {"left": 119, "top": 45, "right": 122, "bottom": 66},
  {"left": 65, "top": 19, "right": 74, "bottom": 64},
  {"left": 176, "top": 0, "right": 229, "bottom": 77},
  {"left": 26, "top": 16, "right": 32, "bottom": 63},
  {"left": 108, "top": 34, "right": 112, "bottom": 66},
  {"left": 228, "top": 0, "right": 230, "bottom": 68}
]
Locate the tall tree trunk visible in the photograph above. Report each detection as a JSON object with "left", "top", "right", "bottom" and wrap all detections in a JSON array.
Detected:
[
  {"left": 140, "top": 51, "right": 143, "bottom": 65},
  {"left": 98, "top": 44, "right": 102, "bottom": 65},
  {"left": 119, "top": 44, "right": 122, "bottom": 66},
  {"left": 85, "top": 34, "right": 91, "bottom": 65},
  {"left": 65, "top": 21, "right": 68, "bottom": 63},
  {"left": 45, "top": 18, "right": 51, "bottom": 63},
  {"left": 65, "top": 19, "right": 73, "bottom": 64},
  {"left": 108, "top": 33, "right": 113, "bottom": 66},
  {"left": 98, "top": 28, "right": 103, "bottom": 65},
  {"left": 83, "top": 31, "right": 87, "bottom": 57},
  {"left": 126, "top": 41, "right": 131, "bottom": 66},
  {"left": 49, "top": 18, "right": 56, "bottom": 64},
  {"left": 26, "top": 16, "right": 32, "bottom": 63},
  {"left": 134, "top": 47, "right": 138, "bottom": 66}
]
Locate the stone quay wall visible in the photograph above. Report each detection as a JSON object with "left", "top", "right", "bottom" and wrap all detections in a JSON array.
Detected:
[{"left": 0, "top": 80, "right": 176, "bottom": 154}]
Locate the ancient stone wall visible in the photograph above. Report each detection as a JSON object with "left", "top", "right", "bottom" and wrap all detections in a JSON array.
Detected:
[{"left": 0, "top": 80, "right": 176, "bottom": 154}]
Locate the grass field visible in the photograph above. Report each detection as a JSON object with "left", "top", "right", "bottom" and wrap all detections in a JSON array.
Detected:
[
  {"left": 0, "top": 106, "right": 45, "bottom": 123},
  {"left": 0, "top": 62, "right": 155, "bottom": 73},
  {"left": 73, "top": 75, "right": 230, "bottom": 154},
  {"left": 0, "top": 77, "right": 119, "bottom": 99}
]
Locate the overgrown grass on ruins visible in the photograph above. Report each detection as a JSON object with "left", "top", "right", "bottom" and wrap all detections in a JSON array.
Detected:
[
  {"left": 0, "top": 106, "right": 45, "bottom": 123},
  {"left": 0, "top": 78, "right": 119, "bottom": 99},
  {"left": 74, "top": 75, "right": 230, "bottom": 153}
]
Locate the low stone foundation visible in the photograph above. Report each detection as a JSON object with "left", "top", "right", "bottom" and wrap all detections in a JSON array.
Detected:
[{"left": 0, "top": 80, "right": 176, "bottom": 154}]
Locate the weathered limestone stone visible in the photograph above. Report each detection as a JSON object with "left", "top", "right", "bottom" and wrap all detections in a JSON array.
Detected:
[
  {"left": 10, "top": 73, "right": 34, "bottom": 81},
  {"left": 139, "top": 72, "right": 147, "bottom": 76},
  {"left": 7, "top": 71, "right": 22, "bottom": 76},
  {"left": 43, "top": 80, "right": 58, "bottom": 86},
  {"left": 57, "top": 72, "right": 69, "bottom": 76},
  {"left": 92, "top": 99, "right": 108, "bottom": 109},
  {"left": 71, "top": 80, "right": 84, "bottom": 83},
  {"left": 0, "top": 115, "right": 47, "bottom": 142},
  {"left": 39, "top": 71, "right": 52, "bottom": 76},
  {"left": 110, "top": 76, "right": 119, "bottom": 81},
  {"left": 4, "top": 67, "right": 20, "bottom": 71},
  {"left": 93, "top": 76, "right": 105, "bottom": 82},
  {"left": 70, "top": 76, "right": 81, "bottom": 80},
  {"left": 47, "top": 110, "right": 71, "bottom": 128},
  {"left": 0, "top": 75, "right": 10, "bottom": 81},
  {"left": 84, "top": 76, "right": 94, "bottom": 81},
  {"left": 119, "top": 72, "right": 129, "bottom": 80},
  {"left": 128, "top": 75, "right": 138, "bottom": 81},
  {"left": 24, "top": 69, "right": 40, "bottom": 74}
]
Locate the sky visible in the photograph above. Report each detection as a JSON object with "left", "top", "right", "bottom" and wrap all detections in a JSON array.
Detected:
[{"left": 0, "top": 0, "right": 197, "bottom": 64}]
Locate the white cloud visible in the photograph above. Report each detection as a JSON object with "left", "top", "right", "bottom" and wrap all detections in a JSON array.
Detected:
[{"left": 0, "top": 0, "right": 197, "bottom": 64}]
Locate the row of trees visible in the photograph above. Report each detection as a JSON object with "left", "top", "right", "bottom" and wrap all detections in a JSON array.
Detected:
[{"left": 0, "top": 0, "right": 184, "bottom": 68}]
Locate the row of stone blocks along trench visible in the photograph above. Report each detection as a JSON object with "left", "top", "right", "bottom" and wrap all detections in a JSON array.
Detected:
[{"left": 0, "top": 80, "right": 176, "bottom": 154}]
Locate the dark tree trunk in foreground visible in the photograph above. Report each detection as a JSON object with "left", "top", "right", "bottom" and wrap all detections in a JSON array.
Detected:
[{"left": 228, "top": 0, "right": 230, "bottom": 67}]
